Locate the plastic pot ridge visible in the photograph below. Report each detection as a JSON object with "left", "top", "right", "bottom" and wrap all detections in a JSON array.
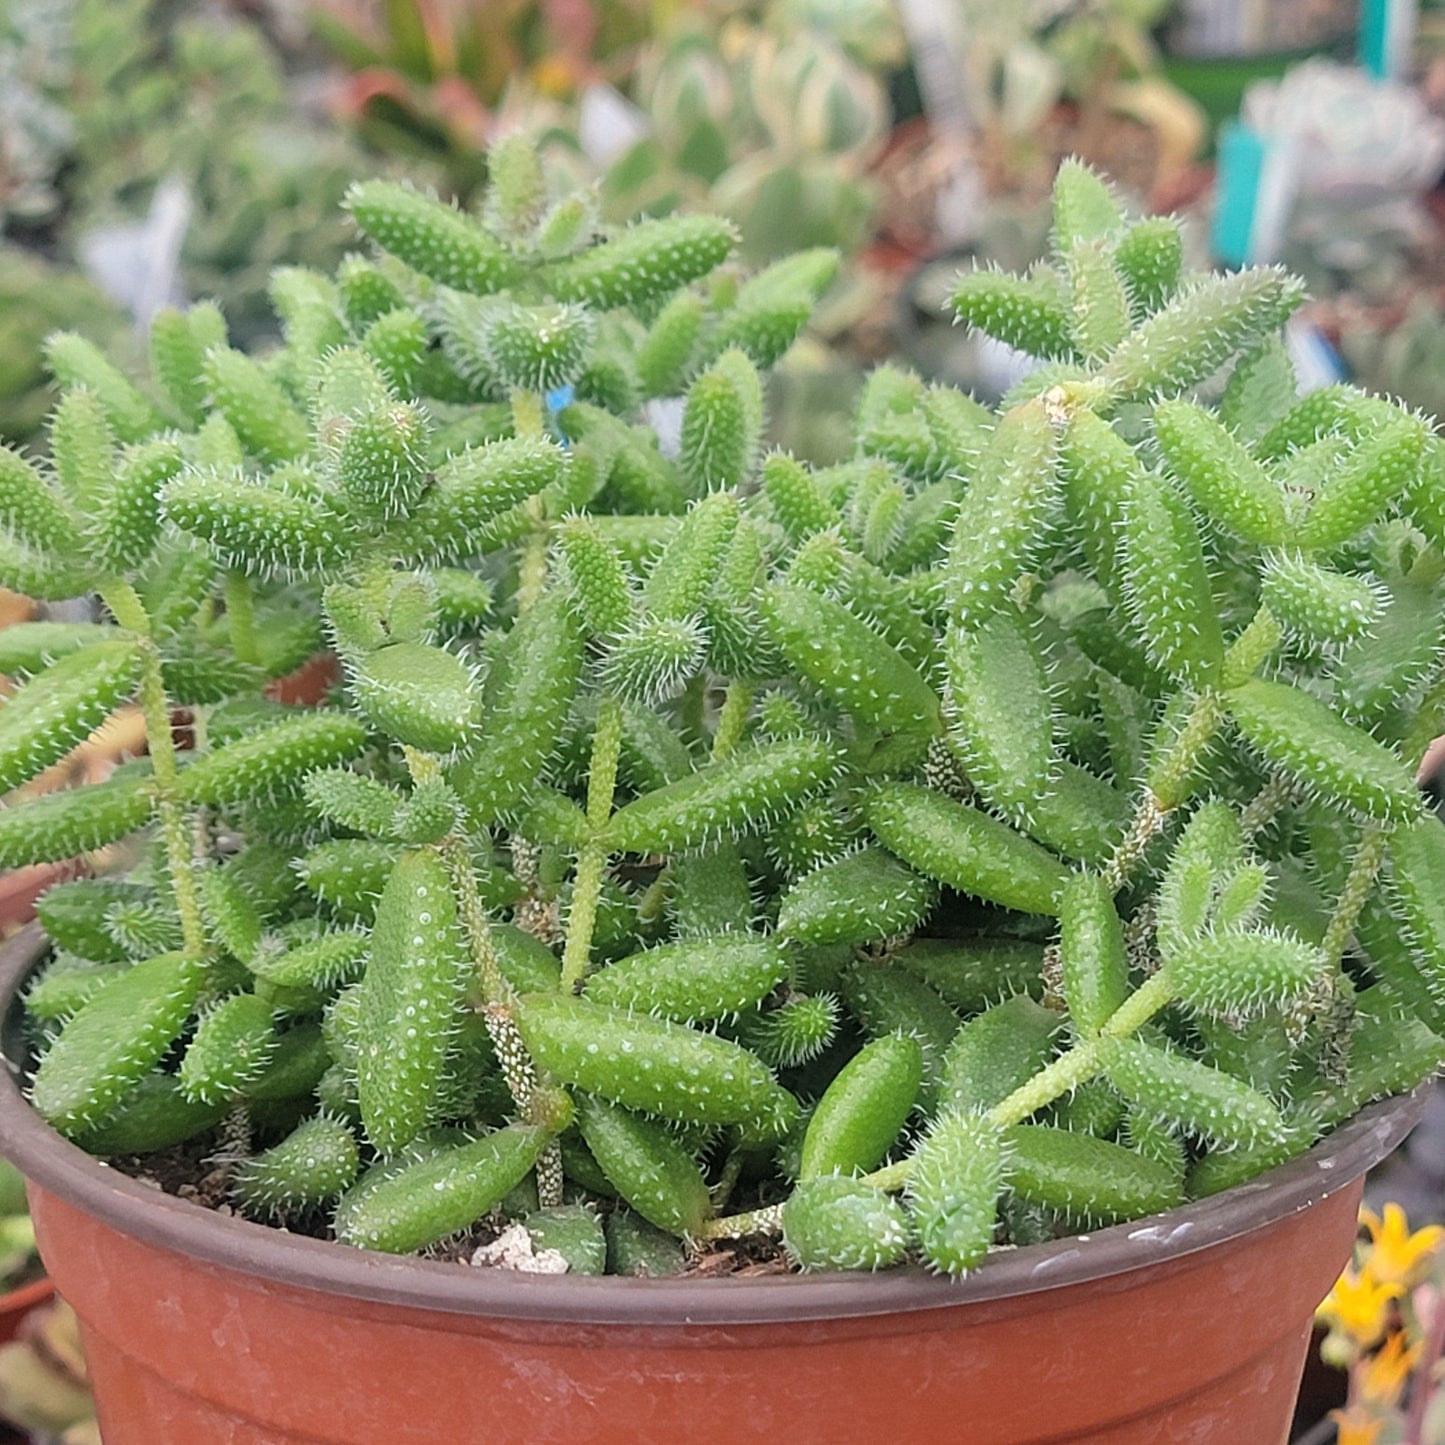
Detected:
[{"left": 0, "top": 926, "right": 1423, "bottom": 1444}]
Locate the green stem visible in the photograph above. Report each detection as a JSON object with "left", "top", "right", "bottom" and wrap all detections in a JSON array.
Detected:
[
  {"left": 559, "top": 696, "right": 624, "bottom": 992},
  {"left": 1239, "top": 773, "right": 1293, "bottom": 840},
  {"left": 1104, "top": 688, "right": 1223, "bottom": 894},
  {"left": 863, "top": 972, "right": 1175, "bottom": 1197},
  {"left": 224, "top": 572, "right": 260, "bottom": 667},
  {"left": 711, "top": 682, "right": 754, "bottom": 763},
  {"left": 99, "top": 580, "right": 207, "bottom": 960},
  {"left": 1320, "top": 823, "right": 1392, "bottom": 971},
  {"left": 511, "top": 389, "right": 545, "bottom": 438},
  {"left": 1221, "top": 605, "right": 1280, "bottom": 688},
  {"left": 438, "top": 834, "right": 512, "bottom": 1009},
  {"left": 699, "top": 1202, "right": 783, "bottom": 1241}
]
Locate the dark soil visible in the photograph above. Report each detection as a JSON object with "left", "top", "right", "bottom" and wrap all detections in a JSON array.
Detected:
[{"left": 106, "top": 1130, "right": 797, "bottom": 1277}]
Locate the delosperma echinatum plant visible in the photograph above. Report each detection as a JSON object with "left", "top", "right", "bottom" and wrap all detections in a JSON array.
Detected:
[{"left": 3, "top": 143, "right": 1445, "bottom": 1276}]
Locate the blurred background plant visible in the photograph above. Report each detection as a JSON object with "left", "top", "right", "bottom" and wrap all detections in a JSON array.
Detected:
[
  {"left": 308, "top": 0, "right": 650, "bottom": 198},
  {"left": 1313, "top": 1204, "right": 1445, "bottom": 1444},
  {"left": 0, "top": 0, "right": 73, "bottom": 233},
  {"left": 0, "top": 0, "right": 414, "bottom": 444}
]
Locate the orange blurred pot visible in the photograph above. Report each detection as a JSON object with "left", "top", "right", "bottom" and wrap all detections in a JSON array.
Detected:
[
  {"left": 0, "top": 927, "right": 1423, "bottom": 1445},
  {"left": 0, "top": 1275, "right": 54, "bottom": 1350}
]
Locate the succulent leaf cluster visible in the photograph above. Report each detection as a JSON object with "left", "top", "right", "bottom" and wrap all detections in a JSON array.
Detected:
[{"left": 4, "top": 150, "right": 1445, "bottom": 1278}]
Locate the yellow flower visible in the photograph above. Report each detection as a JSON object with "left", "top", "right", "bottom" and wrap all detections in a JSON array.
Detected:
[
  {"left": 1331, "top": 1405, "right": 1389, "bottom": 1445},
  {"left": 1357, "top": 1328, "right": 1421, "bottom": 1407},
  {"left": 1317, "top": 1266, "right": 1403, "bottom": 1350},
  {"left": 1361, "top": 1203, "right": 1444, "bottom": 1289}
]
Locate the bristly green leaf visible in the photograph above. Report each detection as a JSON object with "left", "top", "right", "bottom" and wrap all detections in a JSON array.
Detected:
[
  {"left": 179, "top": 712, "right": 368, "bottom": 808},
  {"left": 1059, "top": 872, "right": 1128, "bottom": 1037},
  {"left": 357, "top": 849, "right": 470, "bottom": 1154},
  {"left": 0, "top": 448, "right": 80, "bottom": 562},
  {"left": 1113, "top": 216, "right": 1183, "bottom": 318},
  {"left": 0, "top": 638, "right": 143, "bottom": 795},
  {"left": 1119, "top": 468, "right": 1224, "bottom": 684},
  {"left": 944, "top": 398, "right": 1058, "bottom": 627},
  {"left": 1100, "top": 1036, "right": 1287, "bottom": 1150},
  {"left": 943, "top": 611, "right": 1054, "bottom": 820},
  {"left": 1097, "top": 267, "right": 1303, "bottom": 403},
  {"left": 1260, "top": 552, "right": 1382, "bottom": 647},
  {"left": 1152, "top": 399, "right": 1288, "bottom": 545},
  {"left": 201, "top": 347, "right": 310, "bottom": 465},
  {"left": 1226, "top": 678, "right": 1420, "bottom": 823},
  {"left": 1052, "top": 160, "right": 1125, "bottom": 249},
  {"left": 948, "top": 270, "right": 1077, "bottom": 361},
  {"left": 149, "top": 303, "right": 227, "bottom": 424},
  {"left": 0, "top": 769, "right": 153, "bottom": 866},
  {"left": 865, "top": 783, "right": 1071, "bottom": 916},
  {"left": 1169, "top": 930, "right": 1323, "bottom": 1019},
  {"left": 31, "top": 952, "right": 201, "bottom": 1136},
  {"left": 345, "top": 180, "right": 522, "bottom": 294},
  {"left": 607, "top": 736, "right": 839, "bottom": 854},
  {"left": 760, "top": 583, "right": 941, "bottom": 737},
  {"left": 906, "top": 1111, "right": 1007, "bottom": 1275},
  {"left": 1064, "top": 240, "right": 1130, "bottom": 362},
  {"left": 547, "top": 215, "right": 738, "bottom": 311},
  {"left": 45, "top": 333, "right": 163, "bottom": 442},
  {"left": 679, "top": 349, "right": 763, "bottom": 493},
  {"left": 777, "top": 847, "right": 937, "bottom": 947},
  {"left": 1293, "top": 412, "right": 1427, "bottom": 550},
  {"left": 162, "top": 471, "right": 349, "bottom": 578}
]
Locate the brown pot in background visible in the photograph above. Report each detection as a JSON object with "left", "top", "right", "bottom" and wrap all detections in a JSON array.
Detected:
[
  {"left": 0, "top": 1278, "right": 54, "bottom": 1352},
  {"left": 0, "top": 928, "right": 1424, "bottom": 1445},
  {"left": 0, "top": 864, "right": 74, "bottom": 941}
]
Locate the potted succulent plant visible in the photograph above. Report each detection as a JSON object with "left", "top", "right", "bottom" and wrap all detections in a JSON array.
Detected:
[{"left": 0, "top": 142, "right": 1441, "bottom": 1443}]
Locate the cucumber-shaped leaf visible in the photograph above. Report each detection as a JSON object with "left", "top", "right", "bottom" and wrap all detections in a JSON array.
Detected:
[
  {"left": 606, "top": 736, "right": 838, "bottom": 855},
  {"left": 943, "top": 612, "right": 1054, "bottom": 819},
  {"left": 574, "top": 1094, "right": 711, "bottom": 1238},
  {"left": 776, "top": 847, "right": 936, "bottom": 947},
  {"left": 547, "top": 215, "right": 736, "bottom": 310},
  {"left": 345, "top": 181, "right": 522, "bottom": 294},
  {"left": 1225, "top": 678, "right": 1419, "bottom": 823},
  {"left": 942, "top": 994, "right": 1058, "bottom": 1114},
  {"left": 1099, "top": 1036, "right": 1287, "bottom": 1149},
  {"left": 357, "top": 849, "right": 470, "bottom": 1154},
  {"left": 760, "top": 584, "right": 941, "bottom": 736},
  {"left": 0, "top": 769, "right": 153, "bottom": 867},
  {"left": 866, "top": 783, "right": 1072, "bottom": 916},
  {"left": 1003, "top": 1124, "right": 1183, "bottom": 1225},
  {"left": 906, "top": 1111, "right": 1007, "bottom": 1276},
  {"left": 1152, "top": 399, "right": 1287, "bottom": 545},
  {"left": 179, "top": 713, "right": 367, "bottom": 808},
  {"left": 801, "top": 1033, "right": 923, "bottom": 1180},
  {"left": 1168, "top": 929, "right": 1323, "bottom": 1018},
  {"left": 335, "top": 1124, "right": 549, "bottom": 1254},
  {"left": 585, "top": 935, "right": 786, "bottom": 1023},
  {"left": 513, "top": 993, "right": 798, "bottom": 1141},
  {"left": 782, "top": 1176, "right": 912, "bottom": 1272},
  {"left": 31, "top": 952, "right": 200, "bottom": 1136},
  {"left": 1059, "top": 872, "right": 1128, "bottom": 1037},
  {"left": 236, "top": 1114, "right": 361, "bottom": 1213},
  {"left": 0, "top": 638, "right": 142, "bottom": 794}
]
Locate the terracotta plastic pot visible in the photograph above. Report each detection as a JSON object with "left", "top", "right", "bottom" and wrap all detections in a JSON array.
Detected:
[{"left": 0, "top": 927, "right": 1424, "bottom": 1445}]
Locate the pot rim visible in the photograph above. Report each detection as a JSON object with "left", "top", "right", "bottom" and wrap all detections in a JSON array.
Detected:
[{"left": 0, "top": 924, "right": 1424, "bottom": 1326}]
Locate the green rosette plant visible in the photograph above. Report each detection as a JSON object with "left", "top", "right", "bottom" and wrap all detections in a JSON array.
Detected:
[{"left": 2, "top": 147, "right": 1443, "bottom": 1278}]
